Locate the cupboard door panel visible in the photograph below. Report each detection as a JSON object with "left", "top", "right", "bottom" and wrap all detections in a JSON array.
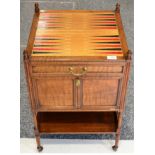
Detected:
[
  {"left": 83, "top": 79, "right": 119, "bottom": 106},
  {"left": 36, "top": 78, "right": 74, "bottom": 109}
]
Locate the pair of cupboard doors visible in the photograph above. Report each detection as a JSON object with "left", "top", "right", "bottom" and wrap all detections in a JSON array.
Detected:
[{"left": 30, "top": 61, "right": 126, "bottom": 112}]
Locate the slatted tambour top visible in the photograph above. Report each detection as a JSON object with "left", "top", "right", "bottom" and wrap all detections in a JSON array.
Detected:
[{"left": 32, "top": 10, "right": 125, "bottom": 57}]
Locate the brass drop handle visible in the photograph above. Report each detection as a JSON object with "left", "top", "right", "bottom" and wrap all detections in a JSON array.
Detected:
[{"left": 68, "top": 67, "right": 87, "bottom": 76}]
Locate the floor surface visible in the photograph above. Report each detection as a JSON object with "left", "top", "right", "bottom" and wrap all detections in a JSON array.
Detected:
[{"left": 20, "top": 138, "right": 134, "bottom": 153}]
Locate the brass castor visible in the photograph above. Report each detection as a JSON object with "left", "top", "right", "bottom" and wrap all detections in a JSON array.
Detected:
[
  {"left": 37, "top": 146, "right": 43, "bottom": 152},
  {"left": 112, "top": 145, "right": 118, "bottom": 151}
]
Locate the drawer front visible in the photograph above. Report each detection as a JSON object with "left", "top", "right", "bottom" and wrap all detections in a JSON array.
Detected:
[{"left": 32, "top": 65, "right": 123, "bottom": 74}]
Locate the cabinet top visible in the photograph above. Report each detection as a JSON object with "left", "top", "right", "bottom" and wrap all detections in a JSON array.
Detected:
[{"left": 26, "top": 4, "right": 129, "bottom": 61}]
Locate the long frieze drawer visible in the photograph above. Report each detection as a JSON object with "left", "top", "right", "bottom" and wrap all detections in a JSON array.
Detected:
[{"left": 32, "top": 65, "right": 123, "bottom": 74}]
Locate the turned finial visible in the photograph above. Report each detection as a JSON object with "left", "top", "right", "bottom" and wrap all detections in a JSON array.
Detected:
[
  {"left": 115, "top": 3, "right": 120, "bottom": 13},
  {"left": 23, "top": 50, "right": 30, "bottom": 60},
  {"left": 127, "top": 50, "right": 132, "bottom": 60},
  {"left": 23, "top": 50, "right": 28, "bottom": 60},
  {"left": 35, "top": 3, "right": 40, "bottom": 13}
]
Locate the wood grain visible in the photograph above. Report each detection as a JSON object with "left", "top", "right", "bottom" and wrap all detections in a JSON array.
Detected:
[
  {"left": 32, "top": 65, "right": 123, "bottom": 74},
  {"left": 37, "top": 112, "right": 117, "bottom": 133},
  {"left": 31, "top": 10, "right": 124, "bottom": 57},
  {"left": 23, "top": 3, "right": 132, "bottom": 151},
  {"left": 36, "top": 78, "right": 73, "bottom": 108},
  {"left": 82, "top": 79, "right": 118, "bottom": 106}
]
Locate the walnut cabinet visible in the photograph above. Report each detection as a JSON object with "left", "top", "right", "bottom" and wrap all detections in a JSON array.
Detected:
[{"left": 24, "top": 3, "right": 132, "bottom": 152}]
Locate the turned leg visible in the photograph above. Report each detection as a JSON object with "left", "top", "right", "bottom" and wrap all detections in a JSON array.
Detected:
[
  {"left": 34, "top": 127, "right": 43, "bottom": 152},
  {"left": 112, "top": 112, "right": 123, "bottom": 151},
  {"left": 112, "top": 133, "right": 120, "bottom": 151}
]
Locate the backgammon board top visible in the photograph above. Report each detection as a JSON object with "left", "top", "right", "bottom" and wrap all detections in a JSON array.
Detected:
[{"left": 26, "top": 3, "right": 129, "bottom": 60}]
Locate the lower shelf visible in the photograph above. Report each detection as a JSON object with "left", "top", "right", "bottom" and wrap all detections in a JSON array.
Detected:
[{"left": 37, "top": 112, "right": 118, "bottom": 133}]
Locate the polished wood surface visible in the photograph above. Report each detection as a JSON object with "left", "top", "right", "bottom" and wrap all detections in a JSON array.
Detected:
[
  {"left": 36, "top": 78, "right": 73, "bottom": 107},
  {"left": 83, "top": 79, "right": 118, "bottom": 106},
  {"left": 24, "top": 3, "right": 132, "bottom": 152},
  {"left": 37, "top": 112, "right": 117, "bottom": 133},
  {"left": 32, "top": 65, "right": 123, "bottom": 74},
  {"left": 32, "top": 10, "right": 123, "bottom": 57}
]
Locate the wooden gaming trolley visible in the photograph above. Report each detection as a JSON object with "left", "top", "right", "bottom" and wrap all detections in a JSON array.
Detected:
[{"left": 23, "top": 3, "right": 132, "bottom": 152}]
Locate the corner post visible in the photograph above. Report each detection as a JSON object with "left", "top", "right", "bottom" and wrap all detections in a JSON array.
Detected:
[{"left": 23, "top": 50, "right": 43, "bottom": 152}]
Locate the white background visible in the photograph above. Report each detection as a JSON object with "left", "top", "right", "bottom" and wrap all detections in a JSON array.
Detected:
[{"left": 0, "top": 0, "right": 155, "bottom": 154}]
